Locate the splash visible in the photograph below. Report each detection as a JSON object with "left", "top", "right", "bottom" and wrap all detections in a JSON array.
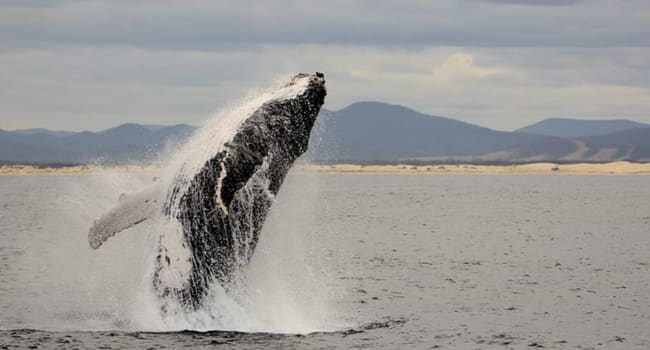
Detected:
[
  {"left": 161, "top": 75, "right": 311, "bottom": 208},
  {"left": 126, "top": 76, "right": 337, "bottom": 333},
  {"left": 2, "top": 77, "right": 339, "bottom": 334}
]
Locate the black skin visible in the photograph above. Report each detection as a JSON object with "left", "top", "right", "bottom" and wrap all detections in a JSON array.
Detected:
[{"left": 155, "top": 73, "right": 326, "bottom": 309}]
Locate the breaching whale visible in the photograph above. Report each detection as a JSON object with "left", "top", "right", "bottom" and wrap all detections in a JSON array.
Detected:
[{"left": 89, "top": 73, "right": 326, "bottom": 309}]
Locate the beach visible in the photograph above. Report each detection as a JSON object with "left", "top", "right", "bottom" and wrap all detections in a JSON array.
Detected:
[
  {"left": 0, "top": 164, "right": 158, "bottom": 176},
  {"left": 302, "top": 161, "right": 650, "bottom": 175},
  {"left": 3, "top": 161, "right": 650, "bottom": 176}
]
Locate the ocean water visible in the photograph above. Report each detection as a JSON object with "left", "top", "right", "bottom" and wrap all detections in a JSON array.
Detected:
[{"left": 0, "top": 172, "right": 649, "bottom": 349}]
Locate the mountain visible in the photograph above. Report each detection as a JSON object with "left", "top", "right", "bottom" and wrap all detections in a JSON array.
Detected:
[
  {"left": 10, "top": 128, "right": 76, "bottom": 138},
  {"left": 0, "top": 124, "right": 196, "bottom": 164},
  {"left": 309, "top": 102, "right": 650, "bottom": 162},
  {"left": 581, "top": 127, "right": 650, "bottom": 161},
  {"left": 480, "top": 128, "right": 650, "bottom": 162},
  {"left": 516, "top": 118, "right": 650, "bottom": 138},
  {"left": 478, "top": 137, "right": 580, "bottom": 162},
  {"left": 310, "top": 102, "right": 543, "bottom": 162},
  {"left": 2, "top": 103, "right": 649, "bottom": 165},
  {"left": 0, "top": 130, "right": 68, "bottom": 164}
]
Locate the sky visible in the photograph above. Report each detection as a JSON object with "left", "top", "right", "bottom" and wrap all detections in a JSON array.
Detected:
[{"left": 1, "top": 0, "right": 649, "bottom": 131}]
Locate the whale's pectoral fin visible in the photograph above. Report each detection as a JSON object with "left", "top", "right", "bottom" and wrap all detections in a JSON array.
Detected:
[{"left": 88, "top": 184, "right": 164, "bottom": 249}]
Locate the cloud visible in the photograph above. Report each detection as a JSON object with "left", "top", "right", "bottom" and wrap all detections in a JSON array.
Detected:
[
  {"left": 481, "top": 0, "right": 583, "bottom": 6},
  {"left": 1, "top": 45, "right": 649, "bottom": 131},
  {"left": 431, "top": 53, "right": 510, "bottom": 82},
  {"left": 0, "top": 0, "right": 649, "bottom": 50},
  {"left": 344, "top": 51, "right": 518, "bottom": 92},
  {"left": 0, "top": 1, "right": 649, "bottom": 131}
]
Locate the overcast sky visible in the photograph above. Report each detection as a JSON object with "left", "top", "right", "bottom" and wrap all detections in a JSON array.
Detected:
[{"left": 1, "top": 0, "right": 649, "bottom": 131}]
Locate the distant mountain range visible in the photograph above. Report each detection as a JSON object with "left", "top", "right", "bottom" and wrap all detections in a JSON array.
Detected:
[
  {"left": 1, "top": 102, "right": 649, "bottom": 164},
  {"left": 0, "top": 123, "right": 195, "bottom": 164},
  {"left": 515, "top": 118, "right": 650, "bottom": 138},
  {"left": 311, "top": 102, "right": 537, "bottom": 162},
  {"left": 309, "top": 102, "right": 650, "bottom": 163}
]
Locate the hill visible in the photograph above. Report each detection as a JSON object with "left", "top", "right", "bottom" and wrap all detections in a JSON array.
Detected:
[
  {"left": 2, "top": 103, "right": 649, "bottom": 164},
  {"left": 479, "top": 128, "right": 650, "bottom": 162},
  {"left": 516, "top": 118, "right": 650, "bottom": 138},
  {"left": 310, "top": 102, "right": 542, "bottom": 162},
  {"left": 0, "top": 124, "right": 195, "bottom": 164},
  {"left": 311, "top": 102, "right": 650, "bottom": 163},
  {"left": 10, "top": 128, "right": 76, "bottom": 138}
]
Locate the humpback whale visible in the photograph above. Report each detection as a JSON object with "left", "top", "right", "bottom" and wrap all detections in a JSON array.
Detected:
[{"left": 89, "top": 73, "right": 326, "bottom": 309}]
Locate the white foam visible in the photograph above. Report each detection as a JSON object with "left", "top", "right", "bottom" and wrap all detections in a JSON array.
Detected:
[
  {"left": 162, "top": 75, "right": 311, "bottom": 214},
  {"left": 132, "top": 74, "right": 333, "bottom": 333}
]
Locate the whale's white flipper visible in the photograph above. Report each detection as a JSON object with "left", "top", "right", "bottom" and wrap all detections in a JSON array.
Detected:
[{"left": 89, "top": 184, "right": 164, "bottom": 249}]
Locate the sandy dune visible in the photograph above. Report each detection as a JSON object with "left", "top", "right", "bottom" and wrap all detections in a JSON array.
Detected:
[
  {"left": 0, "top": 165, "right": 159, "bottom": 176},
  {"left": 302, "top": 161, "right": 650, "bottom": 175},
  {"left": 2, "top": 161, "right": 650, "bottom": 176}
]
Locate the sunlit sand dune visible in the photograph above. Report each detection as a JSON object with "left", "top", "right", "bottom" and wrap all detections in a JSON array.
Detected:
[
  {"left": 4, "top": 161, "right": 650, "bottom": 176},
  {"left": 302, "top": 161, "right": 650, "bottom": 175}
]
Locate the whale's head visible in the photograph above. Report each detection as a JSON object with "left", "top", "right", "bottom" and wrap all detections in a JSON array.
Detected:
[
  {"left": 215, "top": 72, "right": 326, "bottom": 200},
  {"left": 229, "top": 72, "right": 327, "bottom": 170},
  {"left": 269, "top": 72, "right": 327, "bottom": 159}
]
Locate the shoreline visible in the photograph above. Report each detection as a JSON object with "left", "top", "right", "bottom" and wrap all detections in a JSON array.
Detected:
[
  {"left": 299, "top": 161, "right": 650, "bottom": 175},
  {"left": 0, "top": 165, "right": 159, "bottom": 176},
  {"left": 2, "top": 161, "right": 650, "bottom": 175}
]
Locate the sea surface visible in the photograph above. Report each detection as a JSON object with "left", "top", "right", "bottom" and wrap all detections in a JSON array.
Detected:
[{"left": 1, "top": 172, "right": 649, "bottom": 349}]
